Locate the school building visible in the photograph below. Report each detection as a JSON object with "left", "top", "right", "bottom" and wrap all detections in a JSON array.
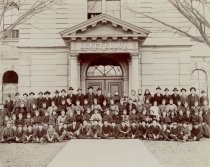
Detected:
[{"left": 0, "top": 0, "right": 210, "bottom": 102}]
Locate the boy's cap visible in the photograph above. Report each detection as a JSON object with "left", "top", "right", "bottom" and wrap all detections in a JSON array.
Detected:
[
  {"left": 68, "top": 87, "right": 74, "bottom": 90},
  {"left": 88, "top": 86, "right": 93, "bottom": 90},
  {"left": 201, "top": 90, "right": 206, "bottom": 93},
  {"left": 44, "top": 91, "right": 50, "bottom": 95},
  {"left": 54, "top": 90, "right": 60, "bottom": 94},
  {"left": 181, "top": 88, "right": 187, "bottom": 92},
  {"left": 29, "top": 92, "right": 35, "bottom": 95},
  {"left": 173, "top": 88, "right": 178, "bottom": 92},
  {"left": 190, "top": 87, "right": 196, "bottom": 91},
  {"left": 77, "top": 88, "right": 82, "bottom": 91},
  {"left": 23, "top": 93, "right": 28, "bottom": 96},
  {"left": 15, "top": 92, "right": 20, "bottom": 96},
  {"left": 61, "top": 89, "right": 66, "bottom": 93},
  {"left": 156, "top": 86, "right": 161, "bottom": 90},
  {"left": 164, "top": 88, "right": 169, "bottom": 91}
]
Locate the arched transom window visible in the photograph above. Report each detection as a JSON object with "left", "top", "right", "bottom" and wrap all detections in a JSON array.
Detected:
[
  {"left": 86, "top": 57, "right": 123, "bottom": 77},
  {"left": 191, "top": 69, "right": 208, "bottom": 95}
]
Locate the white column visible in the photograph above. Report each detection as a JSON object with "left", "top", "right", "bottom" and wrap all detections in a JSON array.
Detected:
[
  {"left": 68, "top": 53, "right": 79, "bottom": 91},
  {"left": 131, "top": 53, "right": 140, "bottom": 93}
]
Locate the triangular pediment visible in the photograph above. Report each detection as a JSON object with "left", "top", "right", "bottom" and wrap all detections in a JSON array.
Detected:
[{"left": 60, "top": 14, "right": 149, "bottom": 41}]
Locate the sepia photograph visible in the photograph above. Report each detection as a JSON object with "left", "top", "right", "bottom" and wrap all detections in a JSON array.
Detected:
[{"left": 0, "top": 0, "right": 210, "bottom": 167}]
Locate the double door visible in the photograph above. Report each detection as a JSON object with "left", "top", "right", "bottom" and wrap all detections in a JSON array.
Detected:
[{"left": 86, "top": 78, "right": 123, "bottom": 96}]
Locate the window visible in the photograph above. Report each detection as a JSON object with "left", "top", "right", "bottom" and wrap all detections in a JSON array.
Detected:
[
  {"left": 87, "top": 65, "right": 122, "bottom": 76},
  {"left": 87, "top": 0, "right": 102, "bottom": 19},
  {"left": 191, "top": 69, "right": 208, "bottom": 95},
  {"left": 2, "top": 71, "right": 18, "bottom": 102},
  {"left": 106, "top": 0, "right": 121, "bottom": 19},
  {"left": 3, "top": 2, "right": 20, "bottom": 39},
  {"left": 87, "top": 0, "right": 121, "bottom": 19}
]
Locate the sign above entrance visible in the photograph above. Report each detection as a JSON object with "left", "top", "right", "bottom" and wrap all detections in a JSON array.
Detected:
[
  {"left": 82, "top": 42, "right": 128, "bottom": 50},
  {"left": 71, "top": 41, "right": 138, "bottom": 53}
]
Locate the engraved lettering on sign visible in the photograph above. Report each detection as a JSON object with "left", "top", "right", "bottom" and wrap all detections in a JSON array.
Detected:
[{"left": 81, "top": 42, "right": 128, "bottom": 50}]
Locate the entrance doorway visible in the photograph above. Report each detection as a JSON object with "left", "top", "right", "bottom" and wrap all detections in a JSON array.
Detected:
[
  {"left": 2, "top": 70, "right": 18, "bottom": 102},
  {"left": 82, "top": 55, "right": 128, "bottom": 96}
]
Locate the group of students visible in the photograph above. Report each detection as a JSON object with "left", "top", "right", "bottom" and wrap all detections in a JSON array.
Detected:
[{"left": 0, "top": 86, "right": 210, "bottom": 143}]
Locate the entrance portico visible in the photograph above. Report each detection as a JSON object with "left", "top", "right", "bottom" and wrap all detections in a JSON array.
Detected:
[{"left": 60, "top": 14, "right": 149, "bottom": 94}]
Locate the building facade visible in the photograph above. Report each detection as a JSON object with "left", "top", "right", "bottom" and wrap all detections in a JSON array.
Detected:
[{"left": 0, "top": 0, "right": 210, "bottom": 102}]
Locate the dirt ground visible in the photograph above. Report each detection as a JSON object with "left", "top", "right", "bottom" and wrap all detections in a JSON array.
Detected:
[
  {"left": 0, "top": 139, "right": 210, "bottom": 167},
  {"left": 143, "top": 139, "right": 210, "bottom": 167},
  {"left": 0, "top": 142, "right": 66, "bottom": 167}
]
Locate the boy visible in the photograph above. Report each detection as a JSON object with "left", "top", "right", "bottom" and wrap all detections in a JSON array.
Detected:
[
  {"left": 59, "top": 123, "right": 71, "bottom": 141},
  {"left": 139, "top": 121, "right": 148, "bottom": 140},
  {"left": 146, "top": 119, "right": 161, "bottom": 140},
  {"left": 129, "top": 121, "right": 140, "bottom": 139},
  {"left": 33, "top": 124, "right": 46, "bottom": 143},
  {"left": 117, "top": 120, "right": 131, "bottom": 139},
  {"left": 68, "top": 120, "right": 80, "bottom": 139},
  {"left": 110, "top": 122, "right": 118, "bottom": 139},
  {"left": 179, "top": 122, "right": 190, "bottom": 141},
  {"left": 169, "top": 122, "right": 181, "bottom": 141},
  {"left": 76, "top": 120, "right": 92, "bottom": 139},
  {"left": 190, "top": 122, "right": 203, "bottom": 141},
  {"left": 46, "top": 123, "right": 61, "bottom": 143},
  {"left": 15, "top": 124, "right": 24, "bottom": 143},
  {"left": 1, "top": 121, "right": 16, "bottom": 143},
  {"left": 23, "top": 125, "right": 34, "bottom": 143},
  {"left": 159, "top": 123, "right": 170, "bottom": 141},
  {"left": 90, "top": 119, "right": 102, "bottom": 139},
  {"left": 24, "top": 112, "right": 34, "bottom": 127},
  {"left": 101, "top": 120, "right": 112, "bottom": 139}
]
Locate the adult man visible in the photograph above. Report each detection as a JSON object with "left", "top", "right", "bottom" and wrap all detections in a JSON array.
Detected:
[
  {"left": 200, "top": 90, "right": 209, "bottom": 106},
  {"left": 75, "top": 88, "right": 85, "bottom": 105},
  {"left": 188, "top": 87, "right": 199, "bottom": 108},
  {"left": 85, "top": 86, "right": 95, "bottom": 105},
  {"left": 4, "top": 95, "right": 14, "bottom": 117},
  {"left": 12, "top": 92, "right": 22, "bottom": 113},
  {"left": 36, "top": 92, "right": 45, "bottom": 109},
  {"left": 95, "top": 88, "right": 105, "bottom": 106},
  {"left": 28, "top": 92, "right": 36, "bottom": 110},
  {"left": 22, "top": 93, "right": 29, "bottom": 110},
  {"left": 163, "top": 88, "right": 171, "bottom": 105},
  {"left": 60, "top": 89, "right": 67, "bottom": 104},
  {"left": 67, "top": 87, "right": 76, "bottom": 105},
  {"left": 171, "top": 88, "right": 181, "bottom": 106},
  {"left": 52, "top": 90, "right": 60, "bottom": 107},
  {"left": 153, "top": 87, "right": 163, "bottom": 106},
  {"left": 44, "top": 91, "right": 52, "bottom": 108},
  {"left": 180, "top": 88, "right": 188, "bottom": 106}
]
